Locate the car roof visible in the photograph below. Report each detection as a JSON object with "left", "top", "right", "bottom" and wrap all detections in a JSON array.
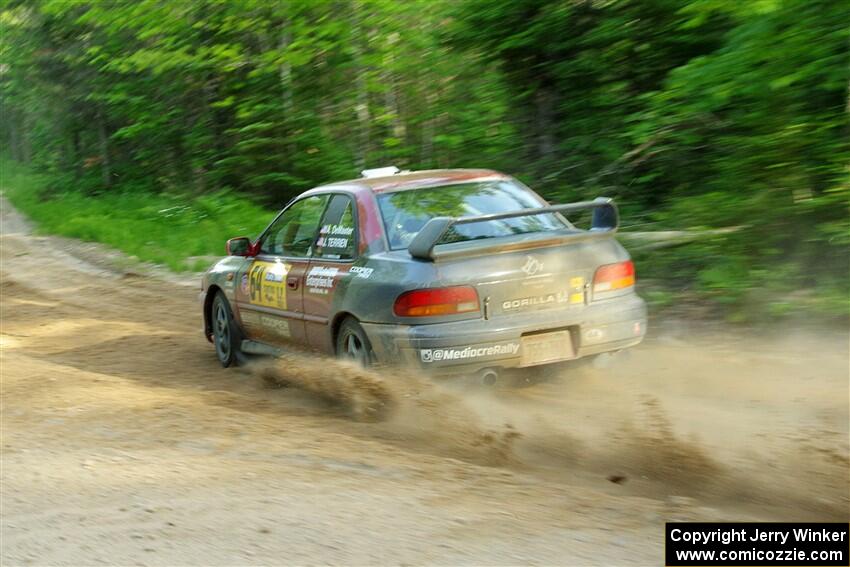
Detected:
[{"left": 318, "top": 168, "right": 510, "bottom": 194}]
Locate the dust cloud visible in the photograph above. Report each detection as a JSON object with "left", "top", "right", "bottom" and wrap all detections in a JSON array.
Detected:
[
  {"left": 251, "top": 336, "right": 849, "bottom": 521},
  {"left": 252, "top": 356, "right": 524, "bottom": 465}
]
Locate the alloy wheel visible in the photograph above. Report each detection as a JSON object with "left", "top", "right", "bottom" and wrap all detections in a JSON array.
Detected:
[
  {"left": 343, "top": 332, "right": 367, "bottom": 366},
  {"left": 214, "top": 300, "right": 231, "bottom": 362}
]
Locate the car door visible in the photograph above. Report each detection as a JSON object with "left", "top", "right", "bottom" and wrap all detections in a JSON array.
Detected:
[
  {"left": 304, "top": 193, "right": 358, "bottom": 353},
  {"left": 235, "top": 194, "right": 330, "bottom": 348}
]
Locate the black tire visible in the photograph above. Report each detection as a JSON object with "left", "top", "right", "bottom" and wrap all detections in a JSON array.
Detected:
[
  {"left": 335, "top": 317, "right": 374, "bottom": 367},
  {"left": 211, "top": 291, "right": 241, "bottom": 367}
]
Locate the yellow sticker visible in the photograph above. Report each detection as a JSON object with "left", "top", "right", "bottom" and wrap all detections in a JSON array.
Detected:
[
  {"left": 570, "top": 276, "right": 585, "bottom": 290},
  {"left": 247, "top": 260, "right": 290, "bottom": 309},
  {"left": 570, "top": 293, "right": 584, "bottom": 304}
]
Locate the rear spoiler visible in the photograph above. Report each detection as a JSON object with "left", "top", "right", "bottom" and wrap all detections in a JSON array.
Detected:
[{"left": 408, "top": 197, "right": 618, "bottom": 261}]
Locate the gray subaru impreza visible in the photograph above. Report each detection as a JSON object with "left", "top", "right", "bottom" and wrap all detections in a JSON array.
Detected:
[{"left": 202, "top": 167, "right": 647, "bottom": 379}]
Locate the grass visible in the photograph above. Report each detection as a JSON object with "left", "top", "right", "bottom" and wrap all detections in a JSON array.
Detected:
[
  {"left": 1, "top": 158, "right": 272, "bottom": 271},
  {"left": 2, "top": 157, "right": 846, "bottom": 324}
]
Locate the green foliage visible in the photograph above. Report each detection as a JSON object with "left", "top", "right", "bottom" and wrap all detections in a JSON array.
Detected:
[
  {"left": 448, "top": 0, "right": 848, "bottom": 322},
  {"left": 0, "top": 0, "right": 515, "bottom": 202},
  {"left": 1, "top": 0, "right": 847, "bottom": 321}
]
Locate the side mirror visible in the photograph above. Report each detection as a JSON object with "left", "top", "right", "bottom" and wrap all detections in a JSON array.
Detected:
[{"left": 226, "top": 236, "right": 253, "bottom": 256}]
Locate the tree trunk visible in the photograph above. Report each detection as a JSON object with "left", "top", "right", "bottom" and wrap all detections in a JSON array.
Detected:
[
  {"left": 279, "top": 23, "right": 294, "bottom": 117},
  {"left": 97, "top": 110, "right": 111, "bottom": 188},
  {"left": 72, "top": 129, "right": 83, "bottom": 179},
  {"left": 279, "top": 19, "right": 295, "bottom": 158},
  {"left": 383, "top": 32, "right": 405, "bottom": 162},
  {"left": 421, "top": 92, "right": 435, "bottom": 167},
  {"left": 20, "top": 113, "right": 32, "bottom": 164},
  {"left": 846, "top": 77, "right": 850, "bottom": 114},
  {"left": 351, "top": 1, "right": 370, "bottom": 170},
  {"left": 535, "top": 86, "right": 556, "bottom": 167},
  {"left": 7, "top": 111, "right": 21, "bottom": 162}
]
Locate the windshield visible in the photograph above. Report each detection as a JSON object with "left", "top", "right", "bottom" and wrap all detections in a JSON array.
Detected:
[{"left": 377, "top": 181, "right": 569, "bottom": 250}]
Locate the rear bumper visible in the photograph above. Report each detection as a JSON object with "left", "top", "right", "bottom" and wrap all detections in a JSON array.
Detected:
[{"left": 361, "top": 293, "right": 647, "bottom": 375}]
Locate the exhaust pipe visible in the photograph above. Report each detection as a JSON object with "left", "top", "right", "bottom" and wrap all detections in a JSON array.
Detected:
[{"left": 478, "top": 368, "right": 499, "bottom": 386}]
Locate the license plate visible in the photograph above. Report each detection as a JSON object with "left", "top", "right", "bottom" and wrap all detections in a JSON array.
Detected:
[{"left": 520, "top": 330, "right": 575, "bottom": 367}]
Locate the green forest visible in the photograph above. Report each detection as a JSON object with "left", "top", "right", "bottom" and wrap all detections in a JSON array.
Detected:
[{"left": 1, "top": 0, "right": 848, "bottom": 322}]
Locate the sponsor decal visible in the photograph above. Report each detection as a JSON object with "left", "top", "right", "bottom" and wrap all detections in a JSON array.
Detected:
[
  {"left": 264, "top": 267, "right": 285, "bottom": 282},
  {"left": 505, "top": 277, "right": 586, "bottom": 310},
  {"left": 502, "top": 291, "right": 570, "bottom": 311},
  {"left": 306, "top": 265, "right": 339, "bottom": 295},
  {"left": 248, "top": 261, "right": 290, "bottom": 309},
  {"left": 521, "top": 255, "right": 544, "bottom": 277},
  {"left": 240, "top": 274, "right": 249, "bottom": 294},
  {"left": 349, "top": 266, "right": 373, "bottom": 279},
  {"left": 260, "top": 315, "right": 290, "bottom": 337},
  {"left": 240, "top": 310, "right": 261, "bottom": 326},
  {"left": 420, "top": 342, "right": 520, "bottom": 363},
  {"left": 569, "top": 276, "right": 586, "bottom": 304},
  {"left": 584, "top": 327, "right": 605, "bottom": 343}
]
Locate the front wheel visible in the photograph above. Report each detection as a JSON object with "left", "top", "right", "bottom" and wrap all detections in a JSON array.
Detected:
[
  {"left": 335, "top": 318, "right": 374, "bottom": 368},
  {"left": 212, "top": 291, "right": 240, "bottom": 367}
]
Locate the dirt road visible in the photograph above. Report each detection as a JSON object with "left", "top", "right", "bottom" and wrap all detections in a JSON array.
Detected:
[{"left": 1, "top": 196, "right": 848, "bottom": 566}]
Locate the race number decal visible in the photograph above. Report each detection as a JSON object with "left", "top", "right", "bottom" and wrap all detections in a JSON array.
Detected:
[{"left": 247, "top": 261, "right": 290, "bottom": 309}]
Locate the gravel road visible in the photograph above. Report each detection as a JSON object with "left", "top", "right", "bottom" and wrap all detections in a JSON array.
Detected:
[{"left": 1, "top": 196, "right": 847, "bottom": 566}]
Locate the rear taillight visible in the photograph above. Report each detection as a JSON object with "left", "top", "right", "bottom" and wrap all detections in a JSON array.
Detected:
[
  {"left": 593, "top": 260, "right": 635, "bottom": 295},
  {"left": 393, "top": 286, "right": 480, "bottom": 317}
]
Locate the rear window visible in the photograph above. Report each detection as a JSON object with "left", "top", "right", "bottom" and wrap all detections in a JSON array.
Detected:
[{"left": 376, "top": 181, "right": 568, "bottom": 250}]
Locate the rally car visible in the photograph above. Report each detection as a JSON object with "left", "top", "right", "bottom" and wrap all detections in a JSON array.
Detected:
[{"left": 201, "top": 167, "right": 646, "bottom": 379}]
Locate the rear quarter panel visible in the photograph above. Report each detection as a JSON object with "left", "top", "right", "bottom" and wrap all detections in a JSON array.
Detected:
[{"left": 332, "top": 253, "right": 442, "bottom": 324}]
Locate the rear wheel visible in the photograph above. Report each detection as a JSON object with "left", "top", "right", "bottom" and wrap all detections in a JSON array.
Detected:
[
  {"left": 335, "top": 318, "right": 374, "bottom": 368},
  {"left": 212, "top": 291, "right": 240, "bottom": 367}
]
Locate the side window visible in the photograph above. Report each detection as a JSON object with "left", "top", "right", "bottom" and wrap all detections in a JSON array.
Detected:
[
  {"left": 315, "top": 194, "right": 356, "bottom": 260},
  {"left": 260, "top": 195, "right": 329, "bottom": 257}
]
